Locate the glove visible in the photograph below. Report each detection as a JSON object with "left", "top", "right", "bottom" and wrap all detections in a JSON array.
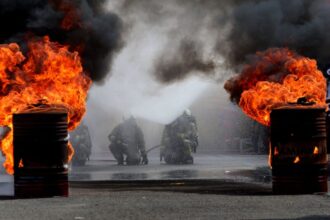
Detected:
[{"left": 141, "top": 153, "right": 148, "bottom": 165}]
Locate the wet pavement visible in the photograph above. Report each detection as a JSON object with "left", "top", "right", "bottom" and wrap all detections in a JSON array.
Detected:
[
  {"left": 0, "top": 154, "right": 328, "bottom": 219},
  {"left": 0, "top": 154, "right": 272, "bottom": 197},
  {"left": 0, "top": 153, "right": 328, "bottom": 197},
  {"left": 68, "top": 154, "right": 275, "bottom": 196},
  {"left": 69, "top": 154, "right": 270, "bottom": 182}
]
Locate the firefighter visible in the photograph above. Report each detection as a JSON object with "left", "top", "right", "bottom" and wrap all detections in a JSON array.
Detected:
[
  {"left": 70, "top": 122, "right": 92, "bottom": 166},
  {"left": 108, "top": 116, "right": 148, "bottom": 165},
  {"left": 160, "top": 110, "right": 198, "bottom": 164}
]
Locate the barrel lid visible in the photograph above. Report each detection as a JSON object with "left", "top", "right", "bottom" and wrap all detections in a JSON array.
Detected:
[
  {"left": 14, "top": 104, "right": 68, "bottom": 115},
  {"left": 13, "top": 105, "right": 68, "bottom": 124},
  {"left": 272, "top": 105, "right": 326, "bottom": 112}
]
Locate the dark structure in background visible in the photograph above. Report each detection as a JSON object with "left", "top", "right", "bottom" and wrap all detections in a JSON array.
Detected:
[
  {"left": 13, "top": 110, "right": 69, "bottom": 198},
  {"left": 270, "top": 107, "right": 328, "bottom": 194}
]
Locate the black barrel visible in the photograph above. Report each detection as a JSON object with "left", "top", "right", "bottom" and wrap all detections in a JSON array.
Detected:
[
  {"left": 270, "top": 106, "right": 328, "bottom": 194},
  {"left": 326, "top": 110, "right": 330, "bottom": 153},
  {"left": 13, "top": 110, "right": 69, "bottom": 198}
]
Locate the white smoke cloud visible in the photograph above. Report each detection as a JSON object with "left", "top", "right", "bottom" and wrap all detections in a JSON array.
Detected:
[
  {"left": 83, "top": 0, "right": 244, "bottom": 154},
  {"left": 87, "top": 22, "right": 214, "bottom": 124}
]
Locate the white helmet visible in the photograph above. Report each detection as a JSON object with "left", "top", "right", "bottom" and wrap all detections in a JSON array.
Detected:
[
  {"left": 183, "top": 109, "right": 191, "bottom": 116},
  {"left": 123, "top": 112, "right": 135, "bottom": 121}
]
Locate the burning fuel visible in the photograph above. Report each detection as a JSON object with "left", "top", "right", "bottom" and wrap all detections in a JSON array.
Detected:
[
  {"left": 0, "top": 0, "right": 124, "bottom": 175},
  {"left": 0, "top": 37, "right": 91, "bottom": 174},
  {"left": 224, "top": 48, "right": 327, "bottom": 126},
  {"left": 18, "top": 159, "right": 23, "bottom": 168}
]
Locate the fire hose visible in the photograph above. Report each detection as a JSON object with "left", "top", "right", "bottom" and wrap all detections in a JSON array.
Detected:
[{"left": 146, "top": 144, "right": 162, "bottom": 154}]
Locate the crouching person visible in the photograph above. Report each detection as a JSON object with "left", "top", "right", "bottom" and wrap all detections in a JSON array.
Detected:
[
  {"left": 108, "top": 116, "right": 148, "bottom": 165},
  {"left": 160, "top": 110, "right": 198, "bottom": 164}
]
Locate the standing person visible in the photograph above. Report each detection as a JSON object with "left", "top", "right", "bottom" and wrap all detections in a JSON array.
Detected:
[
  {"left": 160, "top": 110, "right": 199, "bottom": 164},
  {"left": 108, "top": 116, "right": 148, "bottom": 165}
]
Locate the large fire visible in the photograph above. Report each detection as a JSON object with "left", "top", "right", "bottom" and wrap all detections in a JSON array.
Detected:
[
  {"left": 0, "top": 36, "right": 91, "bottom": 174},
  {"left": 225, "top": 48, "right": 327, "bottom": 126}
]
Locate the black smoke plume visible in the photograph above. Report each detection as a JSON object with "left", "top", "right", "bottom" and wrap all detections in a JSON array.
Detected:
[
  {"left": 0, "top": 0, "right": 124, "bottom": 82},
  {"left": 154, "top": 40, "right": 215, "bottom": 83},
  {"left": 223, "top": 0, "right": 330, "bottom": 70},
  {"left": 123, "top": 0, "right": 330, "bottom": 82}
]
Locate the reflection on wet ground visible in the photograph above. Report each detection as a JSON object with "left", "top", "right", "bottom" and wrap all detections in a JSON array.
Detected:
[
  {"left": 70, "top": 179, "right": 273, "bottom": 196},
  {"left": 226, "top": 166, "right": 272, "bottom": 183},
  {"left": 67, "top": 154, "right": 274, "bottom": 195},
  {"left": 0, "top": 154, "right": 273, "bottom": 197},
  {"left": 0, "top": 154, "right": 328, "bottom": 196},
  {"left": 69, "top": 154, "right": 270, "bottom": 183},
  {"left": 111, "top": 173, "right": 148, "bottom": 180},
  {"left": 160, "top": 170, "right": 199, "bottom": 179}
]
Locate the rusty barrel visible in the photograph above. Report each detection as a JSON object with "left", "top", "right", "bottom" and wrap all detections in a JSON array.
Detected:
[
  {"left": 270, "top": 106, "right": 328, "bottom": 194},
  {"left": 13, "top": 110, "right": 69, "bottom": 198}
]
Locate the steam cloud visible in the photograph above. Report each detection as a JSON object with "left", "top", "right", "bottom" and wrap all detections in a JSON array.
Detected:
[
  {"left": 0, "top": 0, "right": 124, "bottom": 83},
  {"left": 114, "top": 0, "right": 230, "bottom": 84}
]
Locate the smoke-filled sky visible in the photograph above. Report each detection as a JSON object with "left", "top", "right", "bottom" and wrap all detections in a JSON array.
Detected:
[
  {"left": 116, "top": 0, "right": 330, "bottom": 74},
  {"left": 2, "top": 0, "right": 329, "bottom": 152},
  {"left": 87, "top": 0, "right": 226, "bottom": 125},
  {"left": 0, "top": 0, "right": 123, "bottom": 82},
  {"left": 82, "top": 0, "right": 330, "bottom": 152},
  {"left": 3, "top": 0, "right": 330, "bottom": 85},
  {"left": 89, "top": 0, "right": 330, "bottom": 111}
]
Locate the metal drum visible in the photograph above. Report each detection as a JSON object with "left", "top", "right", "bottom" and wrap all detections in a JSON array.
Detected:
[
  {"left": 13, "top": 110, "right": 68, "bottom": 198},
  {"left": 326, "top": 110, "right": 330, "bottom": 153},
  {"left": 270, "top": 106, "right": 328, "bottom": 194}
]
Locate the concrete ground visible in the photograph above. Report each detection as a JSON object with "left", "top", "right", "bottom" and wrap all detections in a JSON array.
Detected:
[
  {"left": 0, "top": 183, "right": 328, "bottom": 220},
  {"left": 0, "top": 154, "right": 329, "bottom": 219}
]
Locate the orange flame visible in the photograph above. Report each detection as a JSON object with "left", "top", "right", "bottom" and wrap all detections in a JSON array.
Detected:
[
  {"left": 0, "top": 36, "right": 91, "bottom": 174},
  {"left": 268, "top": 144, "right": 272, "bottom": 168},
  {"left": 229, "top": 48, "right": 327, "bottom": 126},
  {"left": 313, "top": 146, "right": 319, "bottom": 155},
  {"left": 18, "top": 159, "right": 23, "bottom": 168},
  {"left": 68, "top": 142, "right": 74, "bottom": 162},
  {"left": 293, "top": 156, "right": 300, "bottom": 164}
]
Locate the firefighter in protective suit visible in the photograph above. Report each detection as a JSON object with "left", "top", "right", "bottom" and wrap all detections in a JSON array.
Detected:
[
  {"left": 108, "top": 116, "right": 148, "bottom": 165},
  {"left": 160, "top": 109, "right": 198, "bottom": 164},
  {"left": 70, "top": 123, "right": 92, "bottom": 166}
]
